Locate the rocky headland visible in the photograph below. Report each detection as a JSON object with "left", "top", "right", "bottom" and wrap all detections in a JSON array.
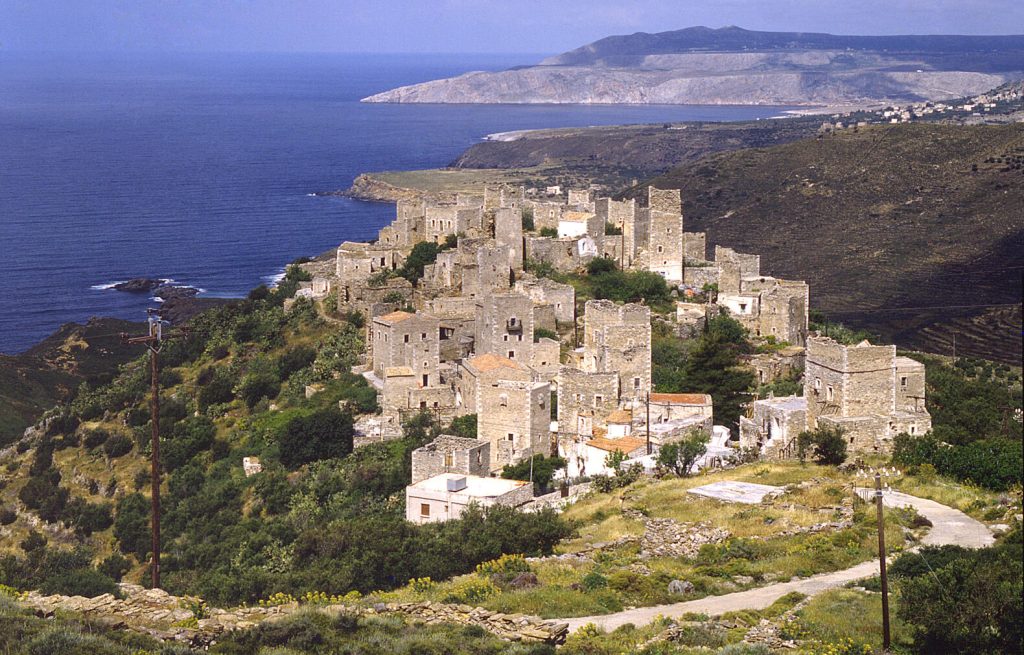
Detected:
[{"left": 363, "top": 26, "right": 1023, "bottom": 106}]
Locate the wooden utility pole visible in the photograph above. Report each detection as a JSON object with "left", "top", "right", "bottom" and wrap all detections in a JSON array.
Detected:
[
  {"left": 121, "top": 309, "right": 187, "bottom": 589},
  {"left": 645, "top": 391, "right": 652, "bottom": 455},
  {"left": 875, "top": 473, "right": 892, "bottom": 650}
]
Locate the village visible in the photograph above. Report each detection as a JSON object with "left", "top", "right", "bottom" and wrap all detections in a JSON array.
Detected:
[{"left": 285, "top": 183, "right": 934, "bottom": 524}]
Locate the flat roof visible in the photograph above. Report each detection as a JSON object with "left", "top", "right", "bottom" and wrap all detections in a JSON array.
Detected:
[
  {"left": 467, "top": 353, "right": 525, "bottom": 373},
  {"left": 756, "top": 395, "right": 807, "bottom": 411},
  {"left": 410, "top": 473, "right": 528, "bottom": 497},
  {"left": 376, "top": 310, "right": 415, "bottom": 325}
]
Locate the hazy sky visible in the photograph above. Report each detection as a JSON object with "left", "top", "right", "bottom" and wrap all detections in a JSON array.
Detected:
[{"left": 3, "top": 0, "right": 1022, "bottom": 54}]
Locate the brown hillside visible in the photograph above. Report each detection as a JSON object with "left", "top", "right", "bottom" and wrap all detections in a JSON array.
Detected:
[{"left": 631, "top": 123, "right": 1024, "bottom": 363}]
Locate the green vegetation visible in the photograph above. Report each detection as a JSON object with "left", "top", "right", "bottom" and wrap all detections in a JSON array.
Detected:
[
  {"left": 653, "top": 313, "right": 755, "bottom": 430},
  {"left": 797, "top": 426, "right": 848, "bottom": 466},
  {"left": 656, "top": 429, "right": 710, "bottom": 476},
  {"left": 891, "top": 353, "right": 1022, "bottom": 491},
  {"left": 539, "top": 227, "right": 558, "bottom": 237},
  {"left": 501, "top": 455, "right": 567, "bottom": 495}
]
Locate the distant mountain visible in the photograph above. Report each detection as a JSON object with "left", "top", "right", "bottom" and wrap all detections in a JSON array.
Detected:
[{"left": 363, "top": 26, "right": 1024, "bottom": 105}]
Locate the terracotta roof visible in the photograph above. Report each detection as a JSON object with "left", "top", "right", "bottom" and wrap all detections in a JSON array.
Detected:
[
  {"left": 376, "top": 310, "right": 414, "bottom": 325},
  {"left": 606, "top": 409, "right": 633, "bottom": 424},
  {"left": 649, "top": 393, "right": 712, "bottom": 405},
  {"left": 467, "top": 353, "right": 524, "bottom": 372},
  {"left": 586, "top": 436, "right": 647, "bottom": 454}
]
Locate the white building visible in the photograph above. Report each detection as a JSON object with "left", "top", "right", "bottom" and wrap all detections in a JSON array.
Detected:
[{"left": 405, "top": 473, "right": 533, "bottom": 524}]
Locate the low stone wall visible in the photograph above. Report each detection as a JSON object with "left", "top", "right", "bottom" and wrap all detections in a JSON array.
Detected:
[
  {"left": 19, "top": 583, "right": 568, "bottom": 647},
  {"left": 367, "top": 601, "right": 568, "bottom": 644}
]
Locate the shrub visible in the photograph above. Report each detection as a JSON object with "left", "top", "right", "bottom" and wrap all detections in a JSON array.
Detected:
[
  {"left": 83, "top": 429, "right": 109, "bottom": 450},
  {"left": 239, "top": 372, "right": 281, "bottom": 409},
  {"left": 103, "top": 434, "right": 133, "bottom": 458},
  {"left": 277, "top": 345, "right": 316, "bottom": 380},
  {"left": 501, "top": 455, "right": 566, "bottom": 495},
  {"left": 447, "top": 414, "right": 478, "bottom": 440},
  {"left": 539, "top": 227, "right": 558, "bottom": 237},
  {"left": 534, "top": 327, "right": 558, "bottom": 343},
  {"left": 198, "top": 371, "right": 235, "bottom": 410},
  {"left": 582, "top": 572, "right": 608, "bottom": 591},
  {"left": 277, "top": 407, "right": 354, "bottom": 469},
  {"left": 0, "top": 508, "right": 15, "bottom": 525},
  {"left": 797, "top": 426, "right": 848, "bottom": 466},
  {"left": 475, "top": 554, "right": 531, "bottom": 577},
  {"left": 98, "top": 553, "right": 131, "bottom": 581},
  {"left": 40, "top": 567, "right": 119, "bottom": 598},
  {"left": 114, "top": 493, "right": 151, "bottom": 560},
  {"left": 657, "top": 429, "right": 710, "bottom": 476},
  {"left": 443, "top": 577, "right": 499, "bottom": 604}
]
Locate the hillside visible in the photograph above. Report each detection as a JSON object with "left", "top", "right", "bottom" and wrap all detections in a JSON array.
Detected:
[
  {"left": 362, "top": 26, "right": 1023, "bottom": 105},
  {"left": 0, "top": 318, "right": 142, "bottom": 446},
  {"left": 629, "top": 122, "right": 1024, "bottom": 362}
]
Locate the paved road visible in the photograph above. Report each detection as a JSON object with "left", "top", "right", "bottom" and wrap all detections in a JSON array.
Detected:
[{"left": 562, "top": 489, "right": 993, "bottom": 633}]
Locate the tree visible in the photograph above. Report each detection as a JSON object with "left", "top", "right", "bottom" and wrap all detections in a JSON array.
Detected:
[
  {"left": 657, "top": 429, "right": 710, "bottom": 476},
  {"left": 447, "top": 414, "right": 477, "bottom": 440},
  {"left": 586, "top": 256, "right": 618, "bottom": 275},
  {"left": 796, "top": 425, "right": 848, "bottom": 465},
  {"left": 397, "top": 241, "right": 442, "bottom": 284},
  {"left": 277, "top": 407, "right": 354, "bottom": 469},
  {"left": 501, "top": 455, "right": 567, "bottom": 494},
  {"left": 897, "top": 542, "right": 1022, "bottom": 654}
]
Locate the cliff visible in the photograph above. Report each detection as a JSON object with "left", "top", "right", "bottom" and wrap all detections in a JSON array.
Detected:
[{"left": 363, "top": 26, "right": 1023, "bottom": 106}]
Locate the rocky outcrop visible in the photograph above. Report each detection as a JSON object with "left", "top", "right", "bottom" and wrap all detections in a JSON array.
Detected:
[{"left": 340, "top": 174, "right": 442, "bottom": 204}]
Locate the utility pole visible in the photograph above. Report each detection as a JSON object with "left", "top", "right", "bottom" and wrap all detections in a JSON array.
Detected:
[
  {"left": 121, "top": 309, "right": 187, "bottom": 589},
  {"left": 875, "top": 473, "right": 892, "bottom": 651},
  {"left": 645, "top": 391, "right": 652, "bottom": 455}
]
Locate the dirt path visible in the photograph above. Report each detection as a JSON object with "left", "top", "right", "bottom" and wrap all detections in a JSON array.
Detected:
[{"left": 562, "top": 489, "right": 993, "bottom": 633}]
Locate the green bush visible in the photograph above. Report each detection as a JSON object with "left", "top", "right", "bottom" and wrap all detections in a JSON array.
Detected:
[
  {"left": 797, "top": 426, "right": 847, "bottom": 466},
  {"left": 239, "top": 372, "right": 281, "bottom": 409},
  {"left": 198, "top": 371, "right": 235, "bottom": 410},
  {"left": 447, "top": 414, "right": 477, "bottom": 439},
  {"left": 102, "top": 434, "right": 133, "bottom": 458},
  {"left": 40, "top": 567, "right": 119, "bottom": 598},
  {"left": 114, "top": 493, "right": 151, "bottom": 560},
  {"left": 277, "top": 407, "right": 354, "bottom": 469}
]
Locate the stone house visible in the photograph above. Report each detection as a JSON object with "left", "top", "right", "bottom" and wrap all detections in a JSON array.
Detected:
[
  {"left": 478, "top": 378, "right": 552, "bottom": 470},
  {"left": 648, "top": 392, "right": 714, "bottom": 427},
  {"left": 738, "top": 395, "right": 808, "bottom": 459},
  {"left": 581, "top": 300, "right": 652, "bottom": 402},
  {"left": 475, "top": 293, "right": 535, "bottom": 363},
  {"left": 556, "top": 366, "right": 620, "bottom": 438},
  {"left": 411, "top": 435, "right": 491, "bottom": 484},
  {"left": 380, "top": 366, "right": 456, "bottom": 438},
  {"left": 748, "top": 346, "right": 806, "bottom": 386},
  {"left": 494, "top": 207, "right": 524, "bottom": 271},
  {"left": 561, "top": 435, "right": 647, "bottom": 479},
  {"left": 406, "top": 473, "right": 532, "bottom": 524},
  {"left": 804, "top": 336, "right": 931, "bottom": 453},
  {"left": 514, "top": 276, "right": 576, "bottom": 325},
  {"left": 371, "top": 310, "right": 440, "bottom": 387},
  {"left": 645, "top": 187, "right": 685, "bottom": 284},
  {"left": 336, "top": 242, "right": 404, "bottom": 282}
]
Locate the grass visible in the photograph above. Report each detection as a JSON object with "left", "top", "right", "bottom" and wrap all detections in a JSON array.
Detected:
[
  {"left": 372, "top": 462, "right": 932, "bottom": 619},
  {"left": 785, "top": 588, "right": 914, "bottom": 652}
]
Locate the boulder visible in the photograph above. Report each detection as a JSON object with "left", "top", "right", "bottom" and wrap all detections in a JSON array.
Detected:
[
  {"left": 113, "top": 278, "right": 163, "bottom": 293},
  {"left": 667, "top": 579, "right": 694, "bottom": 595},
  {"left": 509, "top": 572, "right": 540, "bottom": 590}
]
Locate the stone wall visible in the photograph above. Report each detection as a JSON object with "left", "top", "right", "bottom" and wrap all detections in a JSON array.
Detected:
[
  {"left": 411, "top": 435, "right": 491, "bottom": 484},
  {"left": 557, "top": 366, "right": 619, "bottom": 437},
  {"left": 494, "top": 207, "right": 524, "bottom": 271},
  {"left": 475, "top": 293, "right": 535, "bottom": 363}
]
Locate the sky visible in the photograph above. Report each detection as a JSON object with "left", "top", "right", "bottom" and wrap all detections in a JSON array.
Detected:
[{"left": 3, "top": 0, "right": 1023, "bottom": 55}]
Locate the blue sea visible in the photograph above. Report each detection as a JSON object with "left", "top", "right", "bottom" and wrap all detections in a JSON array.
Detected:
[{"left": 0, "top": 53, "right": 793, "bottom": 354}]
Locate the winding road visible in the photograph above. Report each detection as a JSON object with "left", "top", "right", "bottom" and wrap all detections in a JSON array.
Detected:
[{"left": 561, "top": 489, "right": 994, "bottom": 633}]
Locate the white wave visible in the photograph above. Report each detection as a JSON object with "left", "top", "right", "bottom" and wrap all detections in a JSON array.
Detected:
[
  {"left": 262, "top": 269, "right": 286, "bottom": 288},
  {"left": 90, "top": 280, "right": 127, "bottom": 290},
  {"left": 150, "top": 296, "right": 165, "bottom": 303},
  {"left": 483, "top": 129, "right": 534, "bottom": 142}
]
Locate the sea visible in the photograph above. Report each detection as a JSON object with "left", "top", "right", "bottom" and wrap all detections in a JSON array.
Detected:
[{"left": 0, "top": 52, "right": 794, "bottom": 354}]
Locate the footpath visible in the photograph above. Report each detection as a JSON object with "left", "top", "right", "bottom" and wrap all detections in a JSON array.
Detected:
[{"left": 560, "top": 489, "right": 994, "bottom": 633}]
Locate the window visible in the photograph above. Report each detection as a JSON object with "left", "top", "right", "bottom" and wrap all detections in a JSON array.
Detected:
[
  {"left": 507, "top": 433, "right": 514, "bottom": 441},
  {"left": 420, "top": 504, "right": 430, "bottom": 518},
  {"left": 657, "top": 246, "right": 663, "bottom": 253},
  {"left": 421, "top": 332, "right": 427, "bottom": 340},
  {"left": 813, "top": 378, "right": 821, "bottom": 394},
  {"left": 404, "top": 334, "right": 410, "bottom": 343},
  {"left": 594, "top": 395, "right": 603, "bottom": 406},
  {"left": 909, "top": 425, "right": 917, "bottom": 435},
  {"left": 422, "top": 374, "right": 429, "bottom": 386},
  {"left": 444, "top": 453, "right": 453, "bottom": 467},
  {"left": 634, "top": 377, "right": 641, "bottom": 389},
  {"left": 499, "top": 394, "right": 508, "bottom": 407},
  {"left": 476, "top": 452, "right": 482, "bottom": 465},
  {"left": 420, "top": 401, "right": 427, "bottom": 409},
  {"left": 900, "top": 376, "right": 908, "bottom": 389},
  {"left": 826, "top": 386, "right": 834, "bottom": 401},
  {"left": 508, "top": 350, "right": 515, "bottom": 359}
]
